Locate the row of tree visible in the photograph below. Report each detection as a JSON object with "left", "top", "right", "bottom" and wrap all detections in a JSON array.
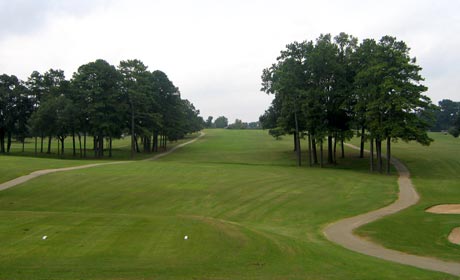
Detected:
[
  {"left": 204, "top": 116, "right": 260, "bottom": 129},
  {"left": 260, "top": 33, "right": 433, "bottom": 173},
  {"left": 0, "top": 59, "right": 204, "bottom": 158}
]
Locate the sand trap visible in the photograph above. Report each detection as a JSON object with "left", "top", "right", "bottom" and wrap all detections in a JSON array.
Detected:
[
  {"left": 448, "top": 228, "right": 460, "bottom": 245},
  {"left": 426, "top": 204, "right": 460, "bottom": 214}
]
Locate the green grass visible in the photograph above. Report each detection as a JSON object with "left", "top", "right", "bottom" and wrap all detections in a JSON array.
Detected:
[
  {"left": 5, "top": 133, "right": 199, "bottom": 161},
  {"left": 0, "top": 134, "right": 199, "bottom": 184},
  {"left": 0, "top": 129, "right": 455, "bottom": 279},
  {"left": 355, "top": 133, "right": 460, "bottom": 261}
]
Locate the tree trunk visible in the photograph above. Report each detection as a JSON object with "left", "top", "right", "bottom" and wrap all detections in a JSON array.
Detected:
[
  {"left": 0, "top": 127, "right": 5, "bottom": 153},
  {"left": 40, "top": 134, "right": 44, "bottom": 153},
  {"left": 376, "top": 139, "right": 382, "bottom": 173},
  {"left": 341, "top": 139, "right": 344, "bottom": 158},
  {"left": 296, "top": 131, "right": 301, "bottom": 167},
  {"left": 320, "top": 139, "right": 324, "bottom": 168},
  {"left": 333, "top": 135, "right": 337, "bottom": 164},
  {"left": 7, "top": 132, "right": 12, "bottom": 152},
  {"left": 47, "top": 136, "right": 52, "bottom": 154},
  {"left": 308, "top": 133, "right": 313, "bottom": 167},
  {"left": 35, "top": 136, "right": 38, "bottom": 155},
  {"left": 72, "top": 132, "right": 76, "bottom": 156},
  {"left": 327, "top": 136, "right": 333, "bottom": 164},
  {"left": 83, "top": 132, "right": 87, "bottom": 158},
  {"left": 293, "top": 133, "right": 298, "bottom": 152},
  {"left": 134, "top": 135, "right": 140, "bottom": 153},
  {"left": 109, "top": 137, "right": 112, "bottom": 158},
  {"left": 94, "top": 136, "right": 98, "bottom": 157},
  {"left": 370, "top": 138, "right": 374, "bottom": 172},
  {"left": 78, "top": 133, "right": 82, "bottom": 158},
  {"left": 22, "top": 139, "right": 25, "bottom": 153},
  {"left": 61, "top": 137, "right": 65, "bottom": 155},
  {"left": 360, "top": 127, "right": 365, "bottom": 158},
  {"left": 99, "top": 135, "right": 104, "bottom": 157},
  {"left": 153, "top": 131, "right": 158, "bottom": 152},
  {"left": 386, "top": 137, "right": 391, "bottom": 175},
  {"left": 312, "top": 137, "right": 318, "bottom": 164}
]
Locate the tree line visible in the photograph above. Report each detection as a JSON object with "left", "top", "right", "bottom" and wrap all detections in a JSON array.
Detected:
[
  {"left": 0, "top": 59, "right": 204, "bottom": 158},
  {"left": 429, "top": 99, "right": 460, "bottom": 137},
  {"left": 260, "top": 33, "right": 433, "bottom": 173},
  {"left": 204, "top": 116, "right": 260, "bottom": 129}
]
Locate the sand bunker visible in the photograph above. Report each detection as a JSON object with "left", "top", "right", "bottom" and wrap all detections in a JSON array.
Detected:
[
  {"left": 425, "top": 205, "right": 460, "bottom": 245},
  {"left": 448, "top": 228, "right": 460, "bottom": 245},
  {"left": 426, "top": 204, "right": 460, "bottom": 214}
]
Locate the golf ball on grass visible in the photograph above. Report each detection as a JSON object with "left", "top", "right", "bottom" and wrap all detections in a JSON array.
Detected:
[
  {"left": 184, "top": 235, "right": 188, "bottom": 240},
  {"left": 42, "top": 235, "right": 47, "bottom": 240}
]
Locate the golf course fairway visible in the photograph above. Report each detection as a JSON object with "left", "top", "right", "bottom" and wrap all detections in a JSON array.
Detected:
[{"left": 0, "top": 129, "right": 458, "bottom": 279}]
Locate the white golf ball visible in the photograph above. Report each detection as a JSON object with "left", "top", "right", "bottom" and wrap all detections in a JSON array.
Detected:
[
  {"left": 42, "top": 235, "right": 47, "bottom": 240},
  {"left": 184, "top": 235, "right": 188, "bottom": 240}
]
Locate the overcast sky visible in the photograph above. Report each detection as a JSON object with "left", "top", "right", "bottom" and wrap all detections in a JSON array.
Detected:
[{"left": 0, "top": 0, "right": 459, "bottom": 122}]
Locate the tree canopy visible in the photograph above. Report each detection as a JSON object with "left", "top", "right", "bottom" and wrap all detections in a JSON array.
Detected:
[
  {"left": 261, "top": 33, "right": 433, "bottom": 173},
  {"left": 0, "top": 59, "right": 204, "bottom": 158}
]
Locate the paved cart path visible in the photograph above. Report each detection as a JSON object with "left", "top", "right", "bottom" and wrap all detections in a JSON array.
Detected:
[
  {"left": 323, "top": 143, "right": 460, "bottom": 276},
  {"left": 0, "top": 133, "right": 205, "bottom": 192}
]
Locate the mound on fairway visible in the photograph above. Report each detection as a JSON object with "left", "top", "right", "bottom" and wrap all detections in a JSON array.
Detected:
[{"left": 426, "top": 204, "right": 460, "bottom": 214}]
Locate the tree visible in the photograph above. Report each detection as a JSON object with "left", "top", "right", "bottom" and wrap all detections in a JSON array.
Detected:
[
  {"left": 72, "top": 59, "right": 124, "bottom": 158},
  {"left": 205, "top": 116, "right": 214, "bottom": 128},
  {"left": 228, "top": 119, "right": 248, "bottom": 129},
  {"left": 355, "top": 36, "right": 433, "bottom": 173},
  {"left": 448, "top": 114, "right": 460, "bottom": 137},
  {"left": 431, "top": 99, "right": 460, "bottom": 132},
  {"left": 214, "top": 116, "right": 228, "bottom": 128}
]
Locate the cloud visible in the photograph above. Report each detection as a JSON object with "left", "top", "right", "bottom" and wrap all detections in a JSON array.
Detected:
[
  {"left": 0, "top": 0, "right": 110, "bottom": 39},
  {"left": 0, "top": 0, "right": 459, "bottom": 121}
]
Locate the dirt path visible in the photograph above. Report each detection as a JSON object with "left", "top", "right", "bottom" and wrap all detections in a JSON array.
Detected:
[
  {"left": 0, "top": 133, "right": 205, "bottom": 192},
  {"left": 323, "top": 144, "right": 460, "bottom": 276}
]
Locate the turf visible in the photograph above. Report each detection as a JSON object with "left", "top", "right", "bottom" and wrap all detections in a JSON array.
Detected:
[
  {"left": 355, "top": 133, "right": 460, "bottom": 261},
  {"left": 0, "top": 129, "right": 455, "bottom": 279}
]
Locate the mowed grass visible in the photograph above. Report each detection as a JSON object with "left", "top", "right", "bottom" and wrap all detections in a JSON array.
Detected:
[
  {"left": 4, "top": 133, "right": 200, "bottom": 161},
  {"left": 0, "top": 129, "right": 455, "bottom": 279},
  {"left": 355, "top": 133, "right": 460, "bottom": 261},
  {"left": 0, "top": 134, "right": 200, "bottom": 184}
]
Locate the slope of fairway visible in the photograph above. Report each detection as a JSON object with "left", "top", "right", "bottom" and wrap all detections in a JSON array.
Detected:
[
  {"left": 356, "top": 133, "right": 460, "bottom": 261},
  {"left": 0, "top": 156, "right": 101, "bottom": 184},
  {"left": 0, "top": 129, "right": 454, "bottom": 279}
]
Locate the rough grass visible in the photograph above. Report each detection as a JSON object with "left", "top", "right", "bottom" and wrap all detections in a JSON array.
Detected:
[
  {"left": 355, "top": 133, "right": 460, "bottom": 261},
  {"left": 0, "top": 129, "right": 455, "bottom": 279}
]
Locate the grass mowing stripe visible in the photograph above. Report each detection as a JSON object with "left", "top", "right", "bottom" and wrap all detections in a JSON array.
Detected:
[{"left": 0, "top": 129, "right": 456, "bottom": 279}]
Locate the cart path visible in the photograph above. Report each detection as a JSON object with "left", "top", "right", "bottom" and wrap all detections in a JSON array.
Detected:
[
  {"left": 0, "top": 132, "right": 205, "bottom": 192},
  {"left": 323, "top": 143, "right": 460, "bottom": 276}
]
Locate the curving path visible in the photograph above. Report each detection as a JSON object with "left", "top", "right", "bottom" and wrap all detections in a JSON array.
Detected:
[
  {"left": 0, "top": 132, "right": 205, "bottom": 192},
  {"left": 324, "top": 144, "right": 460, "bottom": 276}
]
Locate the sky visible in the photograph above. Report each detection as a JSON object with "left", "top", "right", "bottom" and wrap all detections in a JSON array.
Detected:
[{"left": 0, "top": 0, "right": 459, "bottom": 122}]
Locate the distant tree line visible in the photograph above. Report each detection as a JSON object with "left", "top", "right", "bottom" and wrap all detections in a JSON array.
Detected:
[
  {"left": 428, "top": 99, "right": 460, "bottom": 137},
  {"left": 260, "top": 33, "right": 433, "bottom": 173},
  {"left": 204, "top": 116, "right": 260, "bottom": 129},
  {"left": 0, "top": 59, "right": 204, "bottom": 158}
]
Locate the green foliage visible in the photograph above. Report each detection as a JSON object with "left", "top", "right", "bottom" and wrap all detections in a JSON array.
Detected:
[
  {"left": 262, "top": 33, "right": 433, "bottom": 169},
  {"left": 214, "top": 116, "right": 228, "bottom": 128},
  {"left": 1, "top": 59, "right": 204, "bottom": 158},
  {"left": 268, "top": 127, "right": 284, "bottom": 140},
  {"left": 448, "top": 126, "right": 459, "bottom": 138},
  {"left": 227, "top": 119, "right": 248, "bottom": 129},
  {"left": 431, "top": 99, "right": 460, "bottom": 132}
]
